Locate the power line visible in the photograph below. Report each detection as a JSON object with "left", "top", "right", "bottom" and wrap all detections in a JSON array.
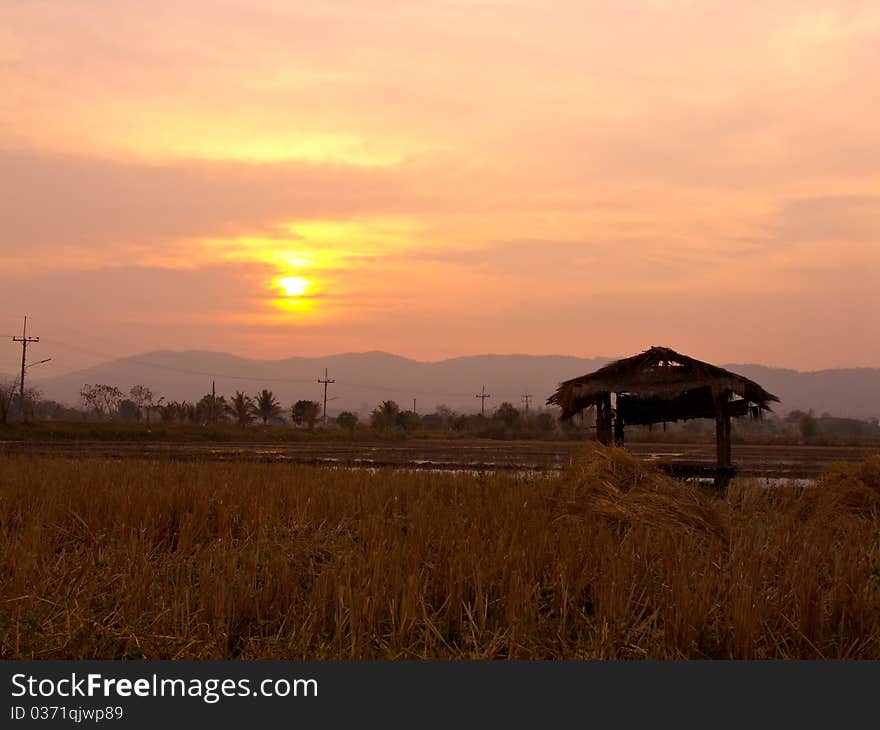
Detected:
[
  {"left": 38, "top": 338, "right": 493, "bottom": 398},
  {"left": 36, "top": 336, "right": 531, "bottom": 405}
]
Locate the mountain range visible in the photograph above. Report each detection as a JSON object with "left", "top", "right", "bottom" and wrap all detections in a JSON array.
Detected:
[{"left": 31, "top": 350, "right": 880, "bottom": 420}]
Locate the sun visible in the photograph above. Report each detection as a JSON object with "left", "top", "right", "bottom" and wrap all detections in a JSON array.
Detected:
[{"left": 276, "top": 276, "right": 311, "bottom": 297}]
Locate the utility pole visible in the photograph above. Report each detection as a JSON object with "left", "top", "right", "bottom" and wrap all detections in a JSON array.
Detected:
[
  {"left": 521, "top": 393, "right": 533, "bottom": 415},
  {"left": 412, "top": 398, "right": 417, "bottom": 414},
  {"left": 475, "top": 385, "right": 491, "bottom": 416},
  {"left": 318, "top": 368, "right": 335, "bottom": 426},
  {"left": 13, "top": 316, "right": 39, "bottom": 422}
]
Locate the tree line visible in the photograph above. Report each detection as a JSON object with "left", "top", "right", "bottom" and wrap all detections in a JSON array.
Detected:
[
  {"left": 75, "top": 384, "right": 330, "bottom": 429},
  {"left": 2, "top": 379, "right": 565, "bottom": 438},
  {"left": 4, "top": 378, "right": 879, "bottom": 444},
  {"left": 74, "top": 383, "right": 563, "bottom": 437}
]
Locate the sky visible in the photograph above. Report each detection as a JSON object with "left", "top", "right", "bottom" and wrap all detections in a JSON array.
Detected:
[{"left": 1, "top": 0, "right": 879, "bottom": 377}]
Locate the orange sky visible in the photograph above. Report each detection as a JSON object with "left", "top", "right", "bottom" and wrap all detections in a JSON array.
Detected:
[{"left": 1, "top": 0, "right": 878, "bottom": 375}]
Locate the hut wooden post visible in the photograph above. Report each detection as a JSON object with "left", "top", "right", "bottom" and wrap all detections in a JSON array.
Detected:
[
  {"left": 613, "top": 393, "right": 625, "bottom": 446},
  {"left": 596, "top": 392, "right": 613, "bottom": 446},
  {"left": 714, "top": 392, "right": 732, "bottom": 468}
]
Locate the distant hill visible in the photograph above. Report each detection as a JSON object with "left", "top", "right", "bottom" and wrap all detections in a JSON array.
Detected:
[
  {"left": 722, "top": 364, "right": 880, "bottom": 422},
  {"left": 30, "top": 350, "right": 880, "bottom": 420},
  {"left": 30, "top": 350, "right": 610, "bottom": 418}
]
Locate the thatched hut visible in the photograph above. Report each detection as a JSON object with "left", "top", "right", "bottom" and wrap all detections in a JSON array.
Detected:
[{"left": 547, "top": 346, "right": 779, "bottom": 468}]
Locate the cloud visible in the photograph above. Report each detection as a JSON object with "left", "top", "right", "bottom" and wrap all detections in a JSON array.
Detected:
[
  {"left": 403, "top": 239, "right": 598, "bottom": 271},
  {"left": 400, "top": 237, "right": 746, "bottom": 285},
  {"left": 0, "top": 261, "right": 274, "bottom": 322},
  {"left": 0, "top": 149, "right": 414, "bottom": 258},
  {"left": 0, "top": 260, "right": 283, "bottom": 374},
  {"left": 774, "top": 196, "right": 880, "bottom": 243}
]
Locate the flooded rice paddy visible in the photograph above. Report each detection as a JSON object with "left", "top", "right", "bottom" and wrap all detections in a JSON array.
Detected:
[{"left": 0, "top": 439, "right": 875, "bottom": 482}]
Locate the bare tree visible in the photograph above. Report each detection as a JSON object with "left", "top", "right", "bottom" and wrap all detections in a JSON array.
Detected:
[
  {"left": 0, "top": 377, "right": 17, "bottom": 424},
  {"left": 80, "top": 384, "right": 124, "bottom": 419},
  {"left": 15, "top": 386, "right": 43, "bottom": 423},
  {"left": 79, "top": 384, "right": 99, "bottom": 416},
  {"left": 157, "top": 400, "right": 188, "bottom": 424},
  {"left": 129, "top": 385, "right": 155, "bottom": 425}
]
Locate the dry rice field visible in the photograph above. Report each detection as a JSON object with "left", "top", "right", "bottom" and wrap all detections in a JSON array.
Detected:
[{"left": 1, "top": 446, "right": 879, "bottom": 659}]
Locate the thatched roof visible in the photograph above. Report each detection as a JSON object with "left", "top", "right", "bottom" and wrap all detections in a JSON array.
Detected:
[{"left": 547, "top": 346, "right": 779, "bottom": 421}]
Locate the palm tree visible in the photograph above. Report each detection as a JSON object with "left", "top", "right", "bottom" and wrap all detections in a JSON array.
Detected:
[
  {"left": 227, "top": 391, "right": 255, "bottom": 428},
  {"left": 254, "top": 389, "right": 283, "bottom": 425},
  {"left": 197, "top": 393, "right": 227, "bottom": 425}
]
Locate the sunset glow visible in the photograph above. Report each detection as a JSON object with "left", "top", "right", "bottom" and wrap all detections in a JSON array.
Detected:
[
  {"left": 1, "top": 1, "right": 878, "bottom": 374},
  {"left": 277, "top": 276, "right": 311, "bottom": 298}
]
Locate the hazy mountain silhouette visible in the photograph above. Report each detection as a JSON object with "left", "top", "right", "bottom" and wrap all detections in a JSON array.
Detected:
[
  {"left": 31, "top": 350, "right": 880, "bottom": 419},
  {"left": 721, "top": 363, "right": 880, "bottom": 421}
]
